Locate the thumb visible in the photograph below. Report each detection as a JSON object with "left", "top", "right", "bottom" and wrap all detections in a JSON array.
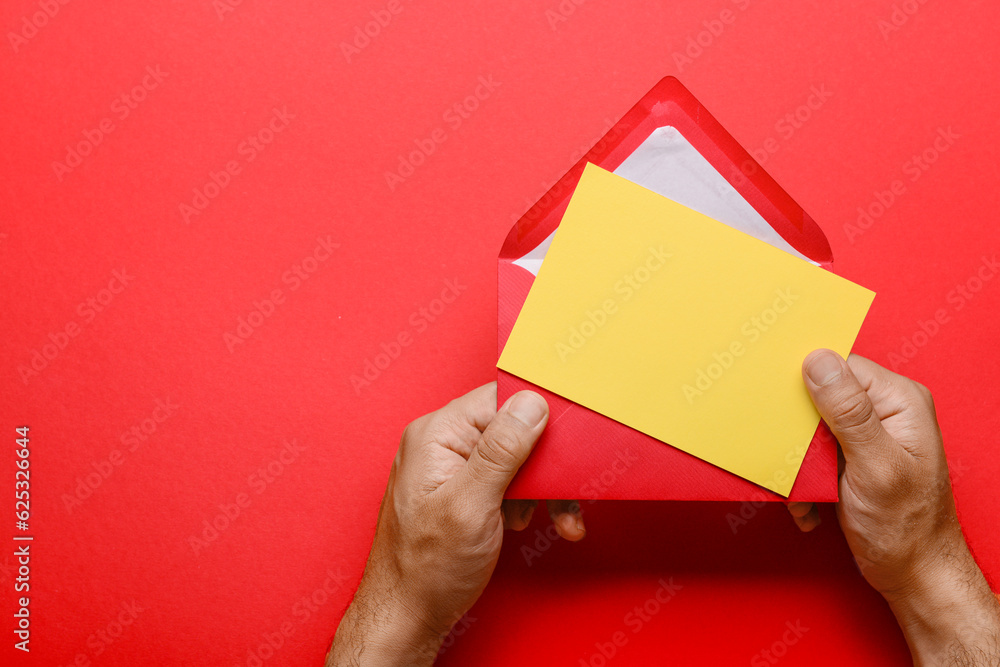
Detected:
[
  {"left": 461, "top": 391, "right": 548, "bottom": 498},
  {"left": 802, "top": 349, "right": 896, "bottom": 467}
]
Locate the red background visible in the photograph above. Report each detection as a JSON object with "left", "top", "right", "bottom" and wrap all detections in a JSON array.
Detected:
[{"left": 2, "top": 1, "right": 998, "bottom": 665}]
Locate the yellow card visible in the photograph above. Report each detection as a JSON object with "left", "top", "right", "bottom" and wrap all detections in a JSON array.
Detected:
[{"left": 498, "top": 164, "right": 875, "bottom": 495}]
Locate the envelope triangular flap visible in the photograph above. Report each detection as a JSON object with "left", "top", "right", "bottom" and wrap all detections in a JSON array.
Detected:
[{"left": 500, "top": 77, "right": 832, "bottom": 268}]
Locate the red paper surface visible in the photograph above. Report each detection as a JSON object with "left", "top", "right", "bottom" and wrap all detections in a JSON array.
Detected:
[
  {"left": 2, "top": 1, "right": 999, "bottom": 665},
  {"left": 499, "top": 76, "right": 841, "bottom": 502}
]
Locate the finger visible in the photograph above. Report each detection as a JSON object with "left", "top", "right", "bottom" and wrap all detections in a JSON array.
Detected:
[
  {"left": 846, "top": 354, "right": 942, "bottom": 452},
  {"left": 802, "top": 349, "right": 899, "bottom": 468},
  {"left": 792, "top": 503, "right": 822, "bottom": 532},
  {"left": 786, "top": 501, "right": 813, "bottom": 519},
  {"left": 786, "top": 502, "right": 821, "bottom": 532},
  {"left": 409, "top": 383, "right": 499, "bottom": 461},
  {"left": 440, "top": 382, "right": 499, "bottom": 433},
  {"left": 502, "top": 499, "right": 538, "bottom": 531},
  {"left": 547, "top": 499, "right": 586, "bottom": 541},
  {"left": 458, "top": 391, "right": 549, "bottom": 499},
  {"left": 845, "top": 353, "right": 917, "bottom": 397}
]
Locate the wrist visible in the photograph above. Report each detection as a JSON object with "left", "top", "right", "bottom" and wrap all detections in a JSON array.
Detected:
[
  {"left": 885, "top": 535, "right": 1000, "bottom": 665},
  {"left": 329, "top": 570, "right": 447, "bottom": 667}
]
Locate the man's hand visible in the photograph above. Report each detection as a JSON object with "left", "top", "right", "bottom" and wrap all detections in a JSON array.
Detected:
[
  {"left": 790, "top": 350, "right": 1000, "bottom": 665},
  {"left": 328, "top": 384, "right": 584, "bottom": 666}
]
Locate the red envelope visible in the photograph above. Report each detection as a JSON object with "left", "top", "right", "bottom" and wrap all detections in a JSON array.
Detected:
[{"left": 499, "top": 77, "right": 839, "bottom": 502}]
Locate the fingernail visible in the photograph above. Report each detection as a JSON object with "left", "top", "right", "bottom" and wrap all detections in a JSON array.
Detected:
[
  {"left": 806, "top": 350, "right": 843, "bottom": 386},
  {"left": 507, "top": 392, "right": 547, "bottom": 427}
]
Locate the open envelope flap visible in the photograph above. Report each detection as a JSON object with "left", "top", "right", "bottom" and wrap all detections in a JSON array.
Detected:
[
  {"left": 499, "top": 76, "right": 833, "bottom": 269},
  {"left": 497, "top": 77, "right": 839, "bottom": 502}
]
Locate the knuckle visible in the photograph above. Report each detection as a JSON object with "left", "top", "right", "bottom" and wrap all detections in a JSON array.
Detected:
[
  {"left": 443, "top": 396, "right": 469, "bottom": 417},
  {"left": 913, "top": 381, "right": 936, "bottom": 409},
  {"left": 401, "top": 410, "right": 464, "bottom": 451},
  {"left": 476, "top": 429, "right": 522, "bottom": 473},
  {"left": 401, "top": 416, "right": 426, "bottom": 446},
  {"left": 434, "top": 496, "right": 465, "bottom": 529},
  {"left": 422, "top": 418, "right": 455, "bottom": 447},
  {"left": 424, "top": 407, "right": 477, "bottom": 448},
  {"left": 830, "top": 391, "right": 877, "bottom": 435},
  {"left": 886, "top": 455, "right": 916, "bottom": 492}
]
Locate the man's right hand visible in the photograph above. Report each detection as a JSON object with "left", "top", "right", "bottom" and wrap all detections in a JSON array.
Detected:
[{"left": 792, "top": 350, "right": 1000, "bottom": 665}]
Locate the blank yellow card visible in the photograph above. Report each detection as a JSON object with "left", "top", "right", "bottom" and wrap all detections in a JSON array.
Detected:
[{"left": 498, "top": 164, "right": 875, "bottom": 495}]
